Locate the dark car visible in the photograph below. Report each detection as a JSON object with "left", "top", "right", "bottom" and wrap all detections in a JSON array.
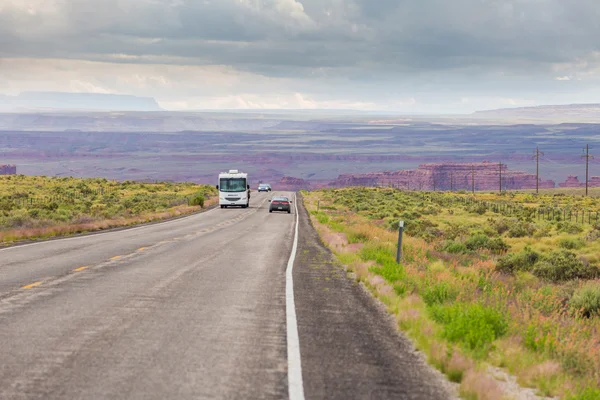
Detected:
[
  {"left": 268, "top": 196, "right": 292, "bottom": 213},
  {"left": 258, "top": 184, "right": 272, "bottom": 192}
]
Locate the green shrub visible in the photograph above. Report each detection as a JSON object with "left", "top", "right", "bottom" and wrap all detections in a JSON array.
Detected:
[
  {"left": 557, "top": 221, "right": 584, "bottom": 234},
  {"left": 28, "top": 208, "right": 41, "bottom": 218},
  {"left": 190, "top": 194, "right": 205, "bottom": 207},
  {"left": 482, "top": 224, "right": 499, "bottom": 237},
  {"left": 533, "top": 224, "right": 552, "bottom": 238},
  {"left": 559, "top": 237, "right": 586, "bottom": 250},
  {"left": 362, "top": 244, "right": 405, "bottom": 283},
  {"left": 467, "top": 203, "right": 487, "bottom": 215},
  {"left": 495, "top": 247, "right": 540, "bottom": 274},
  {"left": 404, "top": 219, "right": 440, "bottom": 239},
  {"left": 565, "top": 388, "right": 600, "bottom": 400},
  {"left": 486, "top": 237, "right": 510, "bottom": 253},
  {"left": 316, "top": 213, "right": 329, "bottom": 224},
  {"left": 569, "top": 282, "right": 600, "bottom": 318},
  {"left": 532, "top": 250, "right": 599, "bottom": 282},
  {"left": 491, "top": 218, "right": 511, "bottom": 235},
  {"left": 430, "top": 302, "right": 508, "bottom": 354},
  {"left": 347, "top": 231, "right": 369, "bottom": 244},
  {"left": 444, "top": 222, "right": 470, "bottom": 241},
  {"left": 43, "top": 201, "right": 59, "bottom": 211},
  {"left": 464, "top": 234, "right": 489, "bottom": 251},
  {"left": 443, "top": 241, "right": 469, "bottom": 254},
  {"left": 422, "top": 282, "right": 458, "bottom": 306},
  {"left": 507, "top": 220, "right": 536, "bottom": 238},
  {"left": 6, "top": 209, "right": 33, "bottom": 228},
  {"left": 419, "top": 205, "right": 441, "bottom": 215}
]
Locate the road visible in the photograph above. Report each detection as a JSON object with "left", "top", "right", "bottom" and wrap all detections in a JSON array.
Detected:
[{"left": 0, "top": 191, "right": 454, "bottom": 399}]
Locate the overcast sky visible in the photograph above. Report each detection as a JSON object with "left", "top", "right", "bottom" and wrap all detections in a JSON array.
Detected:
[{"left": 1, "top": 0, "right": 599, "bottom": 112}]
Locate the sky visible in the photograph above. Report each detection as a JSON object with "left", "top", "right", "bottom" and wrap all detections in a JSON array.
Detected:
[{"left": 0, "top": 0, "right": 599, "bottom": 113}]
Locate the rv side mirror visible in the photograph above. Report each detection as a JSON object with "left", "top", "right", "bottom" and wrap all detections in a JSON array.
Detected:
[
  {"left": 215, "top": 185, "right": 219, "bottom": 190},
  {"left": 247, "top": 184, "right": 250, "bottom": 189}
]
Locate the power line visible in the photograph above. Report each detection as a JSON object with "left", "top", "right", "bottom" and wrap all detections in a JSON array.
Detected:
[
  {"left": 582, "top": 144, "right": 594, "bottom": 196},
  {"left": 471, "top": 164, "right": 475, "bottom": 194},
  {"left": 533, "top": 147, "right": 544, "bottom": 194},
  {"left": 499, "top": 161, "right": 502, "bottom": 192}
]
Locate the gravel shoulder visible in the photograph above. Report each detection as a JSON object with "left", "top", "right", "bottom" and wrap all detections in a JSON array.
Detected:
[{"left": 293, "top": 193, "right": 459, "bottom": 400}]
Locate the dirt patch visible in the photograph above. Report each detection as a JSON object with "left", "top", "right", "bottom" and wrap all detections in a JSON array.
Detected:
[
  {"left": 487, "top": 366, "right": 559, "bottom": 400},
  {"left": 312, "top": 220, "right": 365, "bottom": 255}
]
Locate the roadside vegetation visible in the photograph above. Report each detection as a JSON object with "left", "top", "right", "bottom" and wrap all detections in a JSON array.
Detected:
[
  {"left": 304, "top": 187, "right": 600, "bottom": 400},
  {"left": 0, "top": 175, "right": 217, "bottom": 245}
]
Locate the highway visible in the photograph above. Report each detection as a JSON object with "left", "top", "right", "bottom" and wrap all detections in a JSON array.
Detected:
[{"left": 0, "top": 192, "right": 454, "bottom": 399}]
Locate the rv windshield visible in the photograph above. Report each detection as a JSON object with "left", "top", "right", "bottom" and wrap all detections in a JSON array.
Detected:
[{"left": 219, "top": 178, "right": 246, "bottom": 192}]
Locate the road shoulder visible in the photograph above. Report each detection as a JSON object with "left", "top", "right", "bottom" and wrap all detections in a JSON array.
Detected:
[{"left": 293, "top": 193, "right": 458, "bottom": 399}]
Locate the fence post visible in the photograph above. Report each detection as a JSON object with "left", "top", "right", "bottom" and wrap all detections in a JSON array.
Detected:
[{"left": 396, "top": 220, "right": 404, "bottom": 264}]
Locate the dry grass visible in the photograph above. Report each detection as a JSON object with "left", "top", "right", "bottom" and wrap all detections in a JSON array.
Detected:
[
  {"left": 304, "top": 188, "right": 600, "bottom": 399},
  {"left": 460, "top": 370, "right": 505, "bottom": 400},
  {"left": 0, "top": 195, "right": 217, "bottom": 245}
]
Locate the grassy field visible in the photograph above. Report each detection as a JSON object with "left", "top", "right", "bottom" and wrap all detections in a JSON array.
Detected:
[
  {"left": 0, "top": 175, "right": 217, "bottom": 245},
  {"left": 304, "top": 187, "right": 600, "bottom": 400}
]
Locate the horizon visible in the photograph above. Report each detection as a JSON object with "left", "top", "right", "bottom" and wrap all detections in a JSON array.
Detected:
[{"left": 1, "top": 90, "right": 600, "bottom": 116}]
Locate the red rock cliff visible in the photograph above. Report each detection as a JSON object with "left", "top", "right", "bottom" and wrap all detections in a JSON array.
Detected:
[
  {"left": 276, "top": 176, "right": 311, "bottom": 191},
  {"left": 330, "top": 162, "right": 555, "bottom": 190}
]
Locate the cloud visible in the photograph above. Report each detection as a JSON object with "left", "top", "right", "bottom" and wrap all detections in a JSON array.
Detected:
[
  {"left": 158, "top": 92, "right": 378, "bottom": 110},
  {"left": 1, "top": 0, "right": 600, "bottom": 112}
]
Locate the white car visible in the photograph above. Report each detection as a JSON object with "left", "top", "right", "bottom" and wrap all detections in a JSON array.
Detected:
[{"left": 258, "top": 184, "right": 272, "bottom": 192}]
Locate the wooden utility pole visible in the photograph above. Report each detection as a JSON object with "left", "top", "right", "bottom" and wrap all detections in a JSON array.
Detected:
[
  {"left": 582, "top": 145, "right": 593, "bottom": 196},
  {"left": 533, "top": 147, "right": 544, "bottom": 194},
  {"left": 471, "top": 165, "right": 475, "bottom": 194},
  {"left": 499, "top": 162, "right": 502, "bottom": 193},
  {"left": 450, "top": 171, "right": 454, "bottom": 191}
]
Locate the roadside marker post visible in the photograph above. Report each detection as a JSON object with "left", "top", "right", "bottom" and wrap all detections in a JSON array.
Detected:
[{"left": 396, "top": 220, "right": 404, "bottom": 264}]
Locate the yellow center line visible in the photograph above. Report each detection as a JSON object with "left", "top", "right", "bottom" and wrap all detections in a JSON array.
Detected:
[
  {"left": 137, "top": 247, "right": 146, "bottom": 251},
  {"left": 110, "top": 256, "right": 122, "bottom": 260},
  {"left": 73, "top": 266, "right": 88, "bottom": 272},
  {"left": 22, "top": 281, "right": 43, "bottom": 289}
]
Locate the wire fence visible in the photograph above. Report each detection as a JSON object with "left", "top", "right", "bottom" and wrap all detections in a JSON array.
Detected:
[
  {"left": 401, "top": 190, "right": 600, "bottom": 225},
  {"left": 0, "top": 188, "right": 198, "bottom": 209}
]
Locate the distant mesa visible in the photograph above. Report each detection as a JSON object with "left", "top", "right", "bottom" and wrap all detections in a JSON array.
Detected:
[
  {"left": 558, "top": 175, "right": 600, "bottom": 188},
  {"left": 277, "top": 176, "right": 311, "bottom": 190},
  {"left": 329, "top": 162, "right": 555, "bottom": 191},
  {"left": 472, "top": 103, "right": 600, "bottom": 121},
  {"left": 0, "top": 92, "right": 163, "bottom": 112},
  {"left": 0, "top": 164, "right": 17, "bottom": 175}
]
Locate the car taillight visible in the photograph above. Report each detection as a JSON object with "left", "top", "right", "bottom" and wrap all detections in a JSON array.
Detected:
[
  {"left": 272, "top": 201, "right": 280, "bottom": 205},
  {"left": 281, "top": 202, "right": 289, "bottom": 205}
]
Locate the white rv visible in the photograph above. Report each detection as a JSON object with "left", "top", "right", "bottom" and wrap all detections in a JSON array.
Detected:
[{"left": 216, "top": 170, "right": 250, "bottom": 208}]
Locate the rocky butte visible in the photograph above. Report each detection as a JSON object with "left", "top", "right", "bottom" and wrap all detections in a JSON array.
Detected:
[
  {"left": 329, "top": 162, "right": 555, "bottom": 191},
  {"left": 276, "top": 176, "right": 311, "bottom": 191},
  {"left": 558, "top": 175, "right": 600, "bottom": 188},
  {"left": 0, "top": 164, "right": 16, "bottom": 175}
]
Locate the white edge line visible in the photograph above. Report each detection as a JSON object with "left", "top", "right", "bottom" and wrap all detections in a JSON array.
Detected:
[
  {"left": 0, "top": 207, "right": 219, "bottom": 253},
  {"left": 286, "top": 193, "right": 305, "bottom": 400}
]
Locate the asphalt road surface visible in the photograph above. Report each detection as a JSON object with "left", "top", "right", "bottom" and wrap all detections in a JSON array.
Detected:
[{"left": 0, "top": 191, "right": 454, "bottom": 399}]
